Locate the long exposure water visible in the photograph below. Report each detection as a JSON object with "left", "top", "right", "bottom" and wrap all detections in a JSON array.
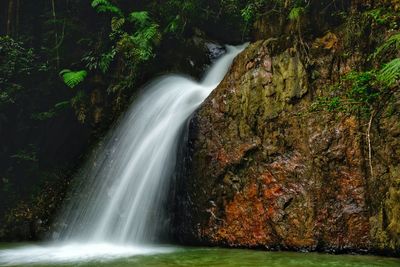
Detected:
[
  {"left": 0, "top": 44, "right": 246, "bottom": 265},
  {"left": 0, "top": 244, "right": 399, "bottom": 267}
]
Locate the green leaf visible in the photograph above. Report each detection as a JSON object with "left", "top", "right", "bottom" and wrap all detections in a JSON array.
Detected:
[
  {"left": 378, "top": 58, "right": 400, "bottom": 87},
  {"left": 241, "top": 5, "right": 254, "bottom": 23},
  {"left": 91, "top": 0, "right": 122, "bottom": 16},
  {"left": 128, "top": 11, "right": 150, "bottom": 25},
  {"left": 374, "top": 32, "right": 400, "bottom": 59},
  {"left": 59, "top": 69, "right": 87, "bottom": 88},
  {"left": 111, "top": 17, "right": 125, "bottom": 31}
]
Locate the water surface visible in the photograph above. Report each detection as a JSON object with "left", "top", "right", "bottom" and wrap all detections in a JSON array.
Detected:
[{"left": 0, "top": 244, "right": 399, "bottom": 267}]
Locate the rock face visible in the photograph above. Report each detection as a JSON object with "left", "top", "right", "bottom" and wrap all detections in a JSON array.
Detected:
[{"left": 174, "top": 40, "right": 400, "bottom": 254}]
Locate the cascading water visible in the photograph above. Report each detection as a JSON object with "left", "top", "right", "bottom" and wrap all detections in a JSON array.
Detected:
[
  {"left": 57, "top": 43, "right": 246, "bottom": 244},
  {"left": 0, "top": 43, "right": 246, "bottom": 265}
]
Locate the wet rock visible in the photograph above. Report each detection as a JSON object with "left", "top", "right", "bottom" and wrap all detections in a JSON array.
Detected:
[{"left": 174, "top": 39, "right": 400, "bottom": 255}]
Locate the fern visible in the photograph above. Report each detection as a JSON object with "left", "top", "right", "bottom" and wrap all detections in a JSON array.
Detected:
[
  {"left": 128, "top": 11, "right": 150, "bottom": 26},
  {"left": 132, "top": 24, "right": 160, "bottom": 60},
  {"left": 377, "top": 58, "right": 400, "bottom": 87},
  {"left": 111, "top": 17, "right": 125, "bottom": 31},
  {"left": 288, "top": 7, "right": 305, "bottom": 21},
  {"left": 91, "top": 0, "right": 122, "bottom": 16},
  {"left": 241, "top": 4, "right": 254, "bottom": 23},
  {"left": 99, "top": 49, "right": 116, "bottom": 73},
  {"left": 91, "top": 0, "right": 108, "bottom": 6},
  {"left": 374, "top": 32, "right": 400, "bottom": 59},
  {"left": 59, "top": 69, "right": 87, "bottom": 88}
]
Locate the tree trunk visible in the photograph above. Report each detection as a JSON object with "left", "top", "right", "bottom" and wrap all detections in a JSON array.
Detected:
[
  {"left": 51, "top": 0, "right": 60, "bottom": 68},
  {"left": 6, "top": 0, "right": 15, "bottom": 36},
  {"left": 15, "top": 0, "right": 20, "bottom": 36}
]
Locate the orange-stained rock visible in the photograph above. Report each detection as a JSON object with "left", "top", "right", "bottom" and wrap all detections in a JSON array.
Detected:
[{"left": 173, "top": 38, "right": 400, "bottom": 255}]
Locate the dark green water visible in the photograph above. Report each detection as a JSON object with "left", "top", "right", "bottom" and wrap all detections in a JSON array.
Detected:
[
  {"left": 98, "top": 249, "right": 400, "bottom": 267},
  {"left": 0, "top": 244, "right": 399, "bottom": 267}
]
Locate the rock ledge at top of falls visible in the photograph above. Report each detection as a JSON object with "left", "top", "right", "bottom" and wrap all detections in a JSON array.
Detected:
[{"left": 173, "top": 40, "right": 400, "bottom": 255}]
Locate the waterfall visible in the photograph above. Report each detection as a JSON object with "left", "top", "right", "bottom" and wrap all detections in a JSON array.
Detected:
[
  {"left": 0, "top": 43, "right": 246, "bottom": 265},
  {"left": 57, "top": 43, "right": 246, "bottom": 244}
]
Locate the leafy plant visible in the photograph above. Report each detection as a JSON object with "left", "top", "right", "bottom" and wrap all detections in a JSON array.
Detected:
[
  {"left": 31, "top": 101, "right": 71, "bottom": 121},
  {"left": 377, "top": 58, "right": 400, "bottom": 87},
  {"left": 111, "top": 17, "right": 125, "bottom": 31},
  {"left": 344, "top": 71, "right": 379, "bottom": 107},
  {"left": 288, "top": 7, "right": 305, "bottom": 22},
  {"left": 91, "top": 0, "right": 122, "bottom": 17},
  {"left": 128, "top": 11, "right": 150, "bottom": 26},
  {"left": 241, "top": 4, "right": 255, "bottom": 23},
  {"left": 0, "top": 36, "right": 38, "bottom": 107},
  {"left": 365, "top": 8, "right": 389, "bottom": 25},
  {"left": 59, "top": 69, "right": 87, "bottom": 88},
  {"left": 373, "top": 32, "right": 400, "bottom": 59},
  {"left": 82, "top": 49, "right": 117, "bottom": 74},
  {"left": 10, "top": 145, "right": 38, "bottom": 162}
]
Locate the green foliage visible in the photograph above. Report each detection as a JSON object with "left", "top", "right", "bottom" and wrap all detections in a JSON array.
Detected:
[
  {"left": 241, "top": 4, "right": 255, "bottom": 23},
  {"left": 365, "top": 8, "right": 389, "bottom": 25},
  {"left": 31, "top": 101, "right": 71, "bottom": 121},
  {"left": 0, "top": 37, "right": 37, "bottom": 107},
  {"left": 82, "top": 49, "right": 117, "bottom": 74},
  {"left": 31, "top": 110, "right": 56, "bottom": 121},
  {"left": 288, "top": 7, "right": 305, "bottom": 22},
  {"left": 119, "top": 11, "right": 160, "bottom": 62},
  {"left": 312, "top": 71, "right": 380, "bottom": 116},
  {"left": 344, "top": 71, "right": 379, "bottom": 106},
  {"left": 10, "top": 145, "right": 38, "bottom": 162},
  {"left": 378, "top": 58, "right": 400, "bottom": 87},
  {"left": 128, "top": 11, "right": 150, "bottom": 26},
  {"left": 374, "top": 32, "right": 400, "bottom": 59},
  {"left": 91, "top": 0, "right": 122, "bottom": 17},
  {"left": 156, "top": 0, "right": 198, "bottom": 34},
  {"left": 165, "top": 15, "right": 180, "bottom": 33},
  {"left": 364, "top": 7, "right": 399, "bottom": 29},
  {"left": 59, "top": 69, "right": 87, "bottom": 88},
  {"left": 111, "top": 17, "right": 125, "bottom": 31},
  {"left": 108, "top": 7, "right": 160, "bottom": 92}
]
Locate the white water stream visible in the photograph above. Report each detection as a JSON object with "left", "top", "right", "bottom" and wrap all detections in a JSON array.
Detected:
[{"left": 0, "top": 44, "right": 246, "bottom": 265}]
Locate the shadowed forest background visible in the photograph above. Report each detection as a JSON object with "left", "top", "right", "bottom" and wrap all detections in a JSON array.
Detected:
[{"left": 0, "top": 0, "right": 255, "bottom": 239}]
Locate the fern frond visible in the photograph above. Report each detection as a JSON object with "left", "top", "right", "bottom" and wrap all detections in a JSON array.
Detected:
[
  {"left": 91, "top": 0, "right": 108, "bottom": 7},
  {"left": 91, "top": 0, "right": 122, "bottom": 16},
  {"left": 111, "top": 17, "right": 125, "bottom": 31},
  {"left": 378, "top": 58, "right": 400, "bottom": 87},
  {"left": 59, "top": 69, "right": 87, "bottom": 88},
  {"left": 241, "top": 4, "right": 254, "bottom": 23},
  {"left": 374, "top": 32, "right": 400, "bottom": 59},
  {"left": 128, "top": 11, "right": 150, "bottom": 25},
  {"left": 143, "top": 24, "right": 159, "bottom": 40}
]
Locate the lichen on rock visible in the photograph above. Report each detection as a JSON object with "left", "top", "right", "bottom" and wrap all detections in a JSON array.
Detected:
[{"left": 173, "top": 36, "right": 400, "bottom": 255}]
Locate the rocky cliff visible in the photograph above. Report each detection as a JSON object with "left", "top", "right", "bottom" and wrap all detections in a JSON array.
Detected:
[{"left": 174, "top": 2, "right": 400, "bottom": 255}]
